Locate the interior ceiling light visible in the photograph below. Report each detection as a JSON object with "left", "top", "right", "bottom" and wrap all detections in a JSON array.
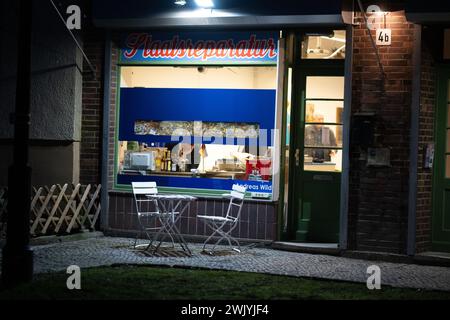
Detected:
[
  {"left": 195, "top": 0, "right": 214, "bottom": 8},
  {"left": 174, "top": 0, "right": 187, "bottom": 6}
]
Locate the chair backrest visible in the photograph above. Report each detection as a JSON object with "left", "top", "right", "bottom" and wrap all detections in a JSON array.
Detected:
[
  {"left": 131, "top": 181, "right": 158, "bottom": 195},
  {"left": 225, "top": 184, "right": 247, "bottom": 222},
  {"left": 131, "top": 181, "right": 159, "bottom": 215}
]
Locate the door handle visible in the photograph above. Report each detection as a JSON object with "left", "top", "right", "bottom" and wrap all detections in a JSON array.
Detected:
[{"left": 295, "top": 148, "right": 300, "bottom": 167}]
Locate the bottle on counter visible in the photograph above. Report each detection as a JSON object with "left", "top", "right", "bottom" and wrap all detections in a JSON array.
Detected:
[{"left": 155, "top": 152, "right": 162, "bottom": 171}]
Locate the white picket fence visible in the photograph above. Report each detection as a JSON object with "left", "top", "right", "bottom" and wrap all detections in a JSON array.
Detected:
[{"left": 0, "top": 184, "right": 101, "bottom": 237}]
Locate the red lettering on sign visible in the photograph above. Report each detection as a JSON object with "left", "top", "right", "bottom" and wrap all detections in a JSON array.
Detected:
[
  {"left": 123, "top": 33, "right": 277, "bottom": 61},
  {"left": 124, "top": 33, "right": 148, "bottom": 58}
]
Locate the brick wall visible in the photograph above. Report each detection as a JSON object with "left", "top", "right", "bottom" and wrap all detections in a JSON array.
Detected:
[
  {"left": 415, "top": 30, "right": 436, "bottom": 253},
  {"left": 80, "top": 27, "right": 104, "bottom": 185},
  {"left": 348, "top": 3, "right": 414, "bottom": 254},
  {"left": 108, "top": 192, "right": 277, "bottom": 242},
  {"left": 87, "top": 5, "right": 438, "bottom": 250}
]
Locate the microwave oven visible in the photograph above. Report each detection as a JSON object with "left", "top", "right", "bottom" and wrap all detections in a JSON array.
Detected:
[{"left": 129, "top": 152, "right": 156, "bottom": 171}]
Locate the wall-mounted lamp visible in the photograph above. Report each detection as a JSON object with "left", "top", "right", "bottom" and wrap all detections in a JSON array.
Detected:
[
  {"left": 366, "top": 4, "right": 389, "bottom": 27},
  {"left": 195, "top": 0, "right": 214, "bottom": 8},
  {"left": 367, "top": 5, "right": 388, "bottom": 16},
  {"left": 174, "top": 0, "right": 187, "bottom": 6}
]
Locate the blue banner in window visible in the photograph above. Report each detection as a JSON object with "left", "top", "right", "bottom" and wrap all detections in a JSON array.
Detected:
[
  {"left": 117, "top": 175, "right": 273, "bottom": 195},
  {"left": 120, "top": 31, "right": 279, "bottom": 65},
  {"left": 119, "top": 88, "right": 276, "bottom": 146}
]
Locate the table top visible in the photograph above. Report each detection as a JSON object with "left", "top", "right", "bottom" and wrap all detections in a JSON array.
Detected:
[{"left": 146, "top": 194, "right": 197, "bottom": 201}]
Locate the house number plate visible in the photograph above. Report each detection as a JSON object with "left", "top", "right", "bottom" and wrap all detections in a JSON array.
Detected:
[{"left": 376, "top": 29, "right": 392, "bottom": 46}]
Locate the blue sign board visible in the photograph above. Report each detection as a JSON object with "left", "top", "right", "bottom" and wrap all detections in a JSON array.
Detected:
[
  {"left": 117, "top": 175, "right": 273, "bottom": 196},
  {"left": 119, "top": 88, "right": 276, "bottom": 146}
]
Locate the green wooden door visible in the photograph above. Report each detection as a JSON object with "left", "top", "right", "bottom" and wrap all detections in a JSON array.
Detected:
[
  {"left": 432, "top": 67, "right": 450, "bottom": 252},
  {"left": 289, "top": 66, "right": 344, "bottom": 243}
]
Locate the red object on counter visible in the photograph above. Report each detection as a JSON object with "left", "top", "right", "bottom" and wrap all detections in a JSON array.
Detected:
[{"left": 245, "top": 158, "right": 272, "bottom": 181}]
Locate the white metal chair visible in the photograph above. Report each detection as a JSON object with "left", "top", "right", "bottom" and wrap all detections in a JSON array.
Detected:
[
  {"left": 197, "top": 184, "right": 247, "bottom": 254},
  {"left": 132, "top": 181, "right": 180, "bottom": 253},
  {"left": 131, "top": 181, "right": 164, "bottom": 249}
]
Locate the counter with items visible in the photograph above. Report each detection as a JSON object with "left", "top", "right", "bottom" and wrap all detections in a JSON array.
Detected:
[{"left": 118, "top": 142, "right": 272, "bottom": 182}]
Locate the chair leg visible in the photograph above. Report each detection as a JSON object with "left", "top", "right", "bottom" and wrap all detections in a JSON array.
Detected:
[
  {"left": 149, "top": 216, "right": 176, "bottom": 254},
  {"left": 135, "top": 216, "right": 149, "bottom": 248},
  {"left": 202, "top": 228, "right": 219, "bottom": 251},
  {"left": 227, "top": 225, "right": 241, "bottom": 252},
  {"left": 211, "top": 229, "right": 236, "bottom": 252},
  {"left": 213, "top": 224, "right": 241, "bottom": 253},
  {"left": 202, "top": 220, "right": 226, "bottom": 252},
  {"left": 231, "top": 237, "right": 241, "bottom": 252},
  {"left": 133, "top": 230, "right": 141, "bottom": 249},
  {"left": 201, "top": 220, "right": 242, "bottom": 254}
]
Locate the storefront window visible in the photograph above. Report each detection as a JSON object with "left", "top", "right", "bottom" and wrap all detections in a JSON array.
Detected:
[
  {"left": 116, "top": 64, "right": 278, "bottom": 197},
  {"left": 115, "top": 31, "right": 280, "bottom": 198},
  {"left": 301, "top": 30, "right": 346, "bottom": 60}
]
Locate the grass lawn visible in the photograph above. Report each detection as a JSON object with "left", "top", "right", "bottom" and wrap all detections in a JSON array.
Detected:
[{"left": 0, "top": 265, "right": 449, "bottom": 300}]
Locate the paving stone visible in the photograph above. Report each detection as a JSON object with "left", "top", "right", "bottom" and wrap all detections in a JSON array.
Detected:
[{"left": 0, "top": 236, "right": 449, "bottom": 292}]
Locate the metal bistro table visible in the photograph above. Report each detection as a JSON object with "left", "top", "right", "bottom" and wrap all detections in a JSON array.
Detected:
[{"left": 145, "top": 194, "right": 196, "bottom": 255}]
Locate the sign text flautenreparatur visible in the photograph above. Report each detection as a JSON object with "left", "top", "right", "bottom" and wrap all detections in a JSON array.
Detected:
[{"left": 120, "top": 32, "right": 279, "bottom": 65}]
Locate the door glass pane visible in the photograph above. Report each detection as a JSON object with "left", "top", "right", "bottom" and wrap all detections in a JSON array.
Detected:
[
  {"left": 304, "top": 149, "right": 342, "bottom": 172},
  {"left": 304, "top": 125, "right": 343, "bottom": 148},
  {"left": 448, "top": 104, "right": 450, "bottom": 126},
  {"left": 302, "top": 30, "right": 346, "bottom": 59},
  {"left": 448, "top": 80, "right": 450, "bottom": 101},
  {"left": 447, "top": 156, "right": 450, "bottom": 178},
  {"left": 445, "top": 30, "right": 450, "bottom": 60},
  {"left": 306, "top": 77, "right": 344, "bottom": 99},
  {"left": 447, "top": 130, "right": 450, "bottom": 153},
  {"left": 305, "top": 101, "right": 344, "bottom": 124}
]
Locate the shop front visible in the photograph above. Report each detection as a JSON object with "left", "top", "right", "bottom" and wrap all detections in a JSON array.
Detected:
[
  {"left": 115, "top": 31, "right": 279, "bottom": 200},
  {"left": 94, "top": 0, "right": 349, "bottom": 245},
  {"left": 75, "top": 0, "right": 450, "bottom": 256},
  {"left": 112, "top": 31, "right": 282, "bottom": 241}
]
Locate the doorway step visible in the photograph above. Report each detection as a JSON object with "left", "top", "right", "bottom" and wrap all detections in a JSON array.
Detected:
[
  {"left": 271, "top": 242, "right": 340, "bottom": 255},
  {"left": 414, "top": 252, "right": 450, "bottom": 267}
]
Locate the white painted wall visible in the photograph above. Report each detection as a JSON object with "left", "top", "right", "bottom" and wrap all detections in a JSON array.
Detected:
[{"left": 120, "top": 66, "right": 277, "bottom": 89}]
